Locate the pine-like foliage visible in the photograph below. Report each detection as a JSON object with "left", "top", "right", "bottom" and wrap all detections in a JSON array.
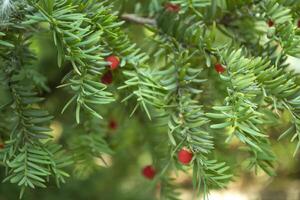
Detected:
[{"left": 0, "top": 0, "right": 300, "bottom": 199}]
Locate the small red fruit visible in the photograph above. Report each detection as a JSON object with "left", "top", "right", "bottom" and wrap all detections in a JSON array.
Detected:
[
  {"left": 105, "top": 55, "right": 120, "bottom": 70},
  {"left": 101, "top": 71, "right": 113, "bottom": 84},
  {"left": 178, "top": 149, "right": 193, "bottom": 165},
  {"left": 297, "top": 19, "right": 300, "bottom": 28},
  {"left": 0, "top": 143, "right": 4, "bottom": 149},
  {"left": 108, "top": 119, "right": 117, "bottom": 130},
  {"left": 214, "top": 63, "right": 226, "bottom": 73},
  {"left": 267, "top": 19, "right": 274, "bottom": 27},
  {"left": 165, "top": 3, "right": 180, "bottom": 13},
  {"left": 142, "top": 165, "right": 156, "bottom": 180}
]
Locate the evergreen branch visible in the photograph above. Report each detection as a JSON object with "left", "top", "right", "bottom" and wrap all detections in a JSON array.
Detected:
[
  {"left": 153, "top": 40, "right": 231, "bottom": 197},
  {"left": 25, "top": 0, "right": 115, "bottom": 123},
  {"left": 0, "top": 27, "right": 70, "bottom": 198},
  {"left": 70, "top": 116, "right": 113, "bottom": 178},
  {"left": 252, "top": 52, "right": 300, "bottom": 156},
  {"left": 1, "top": 0, "right": 300, "bottom": 199},
  {"left": 76, "top": 0, "right": 166, "bottom": 118},
  {"left": 160, "top": 177, "right": 181, "bottom": 200},
  {"left": 208, "top": 49, "right": 276, "bottom": 175}
]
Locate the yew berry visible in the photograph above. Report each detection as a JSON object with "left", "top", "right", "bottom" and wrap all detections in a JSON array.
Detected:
[
  {"left": 108, "top": 119, "right": 118, "bottom": 130},
  {"left": 165, "top": 3, "right": 180, "bottom": 13},
  {"left": 105, "top": 55, "right": 120, "bottom": 70},
  {"left": 214, "top": 63, "right": 226, "bottom": 73},
  {"left": 178, "top": 149, "right": 193, "bottom": 165},
  {"left": 267, "top": 19, "right": 274, "bottom": 27},
  {"left": 142, "top": 165, "right": 156, "bottom": 179},
  {"left": 101, "top": 71, "right": 113, "bottom": 84},
  {"left": 0, "top": 143, "right": 4, "bottom": 149}
]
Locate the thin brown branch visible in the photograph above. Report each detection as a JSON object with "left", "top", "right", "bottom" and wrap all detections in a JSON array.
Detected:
[{"left": 121, "top": 13, "right": 156, "bottom": 26}]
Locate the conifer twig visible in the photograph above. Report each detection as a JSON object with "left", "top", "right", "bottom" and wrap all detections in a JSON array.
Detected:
[{"left": 121, "top": 13, "right": 156, "bottom": 26}]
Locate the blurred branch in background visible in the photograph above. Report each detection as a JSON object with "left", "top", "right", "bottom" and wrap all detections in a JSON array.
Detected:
[{"left": 121, "top": 13, "right": 156, "bottom": 26}]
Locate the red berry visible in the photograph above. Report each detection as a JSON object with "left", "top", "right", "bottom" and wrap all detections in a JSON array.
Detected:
[
  {"left": 0, "top": 143, "right": 4, "bottom": 149},
  {"left": 101, "top": 71, "right": 113, "bottom": 84},
  {"left": 108, "top": 119, "right": 117, "bottom": 130},
  {"left": 267, "top": 19, "right": 274, "bottom": 27},
  {"left": 142, "top": 165, "right": 156, "bottom": 180},
  {"left": 165, "top": 3, "right": 180, "bottom": 13},
  {"left": 105, "top": 55, "right": 120, "bottom": 70},
  {"left": 178, "top": 149, "right": 193, "bottom": 165},
  {"left": 297, "top": 19, "right": 300, "bottom": 28},
  {"left": 214, "top": 63, "right": 225, "bottom": 73}
]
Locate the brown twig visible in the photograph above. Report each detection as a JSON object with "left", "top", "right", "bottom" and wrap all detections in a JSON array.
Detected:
[{"left": 121, "top": 13, "right": 156, "bottom": 26}]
